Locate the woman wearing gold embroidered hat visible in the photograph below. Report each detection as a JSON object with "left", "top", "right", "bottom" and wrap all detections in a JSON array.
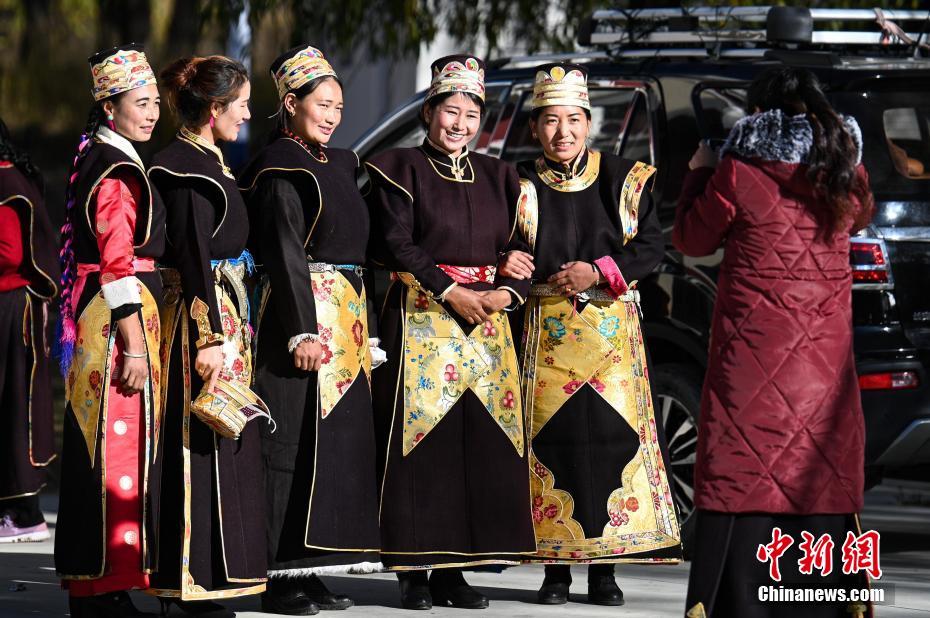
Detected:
[
  {"left": 366, "top": 54, "right": 536, "bottom": 610},
  {"left": 239, "top": 44, "right": 382, "bottom": 615},
  {"left": 53, "top": 44, "right": 166, "bottom": 617},
  {"left": 146, "top": 56, "right": 264, "bottom": 616},
  {"left": 498, "top": 63, "right": 682, "bottom": 606}
]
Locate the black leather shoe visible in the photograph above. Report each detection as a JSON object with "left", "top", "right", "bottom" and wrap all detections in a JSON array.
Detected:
[
  {"left": 429, "top": 568, "right": 489, "bottom": 610},
  {"left": 159, "top": 598, "right": 236, "bottom": 617},
  {"left": 70, "top": 592, "right": 156, "bottom": 618},
  {"left": 587, "top": 565, "right": 624, "bottom": 606},
  {"left": 397, "top": 571, "right": 432, "bottom": 610},
  {"left": 301, "top": 575, "right": 353, "bottom": 610},
  {"left": 538, "top": 565, "right": 571, "bottom": 605},
  {"left": 260, "top": 579, "right": 320, "bottom": 616}
]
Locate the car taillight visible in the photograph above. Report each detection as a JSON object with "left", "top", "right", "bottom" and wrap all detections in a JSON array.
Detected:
[
  {"left": 858, "top": 371, "right": 920, "bottom": 390},
  {"left": 849, "top": 238, "right": 893, "bottom": 289}
]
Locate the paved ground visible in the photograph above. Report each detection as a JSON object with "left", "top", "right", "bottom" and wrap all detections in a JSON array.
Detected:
[{"left": 2, "top": 480, "right": 929, "bottom": 617}]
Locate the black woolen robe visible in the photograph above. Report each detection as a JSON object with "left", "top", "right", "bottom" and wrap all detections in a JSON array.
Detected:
[
  {"left": 241, "top": 137, "right": 380, "bottom": 575},
  {"left": 516, "top": 150, "right": 680, "bottom": 563},
  {"left": 148, "top": 137, "right": 266, "bottom": 599},
  {"left": 366, "top": 140, "right": 536, "bottom": 569}
]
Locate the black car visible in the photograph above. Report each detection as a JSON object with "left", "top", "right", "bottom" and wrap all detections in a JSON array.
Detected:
[{"left": 352, "top": 7, "right": 930, "bottom": 544}]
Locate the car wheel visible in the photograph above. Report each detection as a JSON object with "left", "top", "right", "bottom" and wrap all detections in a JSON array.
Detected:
[{"left": 652, "top": 363, "right": 703, "bottom": 560}]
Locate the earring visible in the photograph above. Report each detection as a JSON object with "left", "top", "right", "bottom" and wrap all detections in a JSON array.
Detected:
[
  {"left": 532, "top": 133, "right": 537, "bottom": 139},
  {"left": 107, "top": 113, "right": 114, "bottom": 121},
  {"left": 289, "top": 110, "right": 296, "bottom": 117}
]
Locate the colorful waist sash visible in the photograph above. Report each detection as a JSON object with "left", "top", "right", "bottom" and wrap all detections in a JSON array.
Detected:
[
  {"left": 437, "top": 264, "right": 496, "bottom": 285},
  {"left": 77, "top": 258, "right": 156, "bottom": 277},
  {"left": 391, "top": 264, "right": 496, "bottom": 288},
  {"left": 307, "top": 261, "right": 365, "bottom": 278}
]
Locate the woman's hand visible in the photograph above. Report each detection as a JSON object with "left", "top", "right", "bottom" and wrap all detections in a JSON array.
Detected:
[
  {"left": 547, "top": 261, "right": 599, "bottom": 296},
  {"left": 115, "top": 313, "right": 148, "bottom": 395},
  {"left": 444, "top": 286, "right": 489, "bottom": 325},
  {"left": 195, "top": 342, "right": 224, "bottom": 394},
  {"left": 294, "top": 339, "right": 323, "bottom": 372},
  {"left": 497, "top": 250, "right": 535, "bottom": 280},
  {"left": 120, "top": 356, "right": 148, "bottom": 395},
  {"left": 479, "top": 290, "right": 513, "bottom": 314},
  {"left": 689, "top": 141, "right": 719, "bottom": 170}
]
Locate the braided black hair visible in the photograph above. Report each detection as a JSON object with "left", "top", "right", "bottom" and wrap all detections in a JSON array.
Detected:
[{"left": 56, "top": 101, "right": 108, "bottom": 374}]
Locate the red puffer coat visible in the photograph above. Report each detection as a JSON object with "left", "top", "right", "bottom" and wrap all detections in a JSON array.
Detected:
[{"left": 673, "top": 110, "right": 874, "bottom": 515}]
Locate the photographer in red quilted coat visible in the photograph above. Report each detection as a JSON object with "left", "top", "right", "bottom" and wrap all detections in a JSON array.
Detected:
[{"left": 674, "top": 67, "right": 875, "bottom": 618}]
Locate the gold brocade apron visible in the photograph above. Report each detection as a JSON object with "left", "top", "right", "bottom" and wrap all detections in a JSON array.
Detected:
[
  {"left": 394, "top": 273, "right": 524, "bottom": 457},
  {"left": 255, "top": 263, "right": 373, "bottom": 419},
  {"left": 522, "top": 293, "right": 679, "bottom": 559},
  {"left": 307, "top": 266, "right": 372, "bottom": 418},
  {"left": 67, "top": 282, "right": 162, "bottom": 465}
]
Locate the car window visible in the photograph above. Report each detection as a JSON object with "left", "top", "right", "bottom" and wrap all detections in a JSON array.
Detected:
[
  {"left": 362, "top": 84, "right": 510, "bottom": 159},
  {"left": 500, "top": 87, "right": 652, "bottom": 164},
  {"left": 884, "top": 107, "right": 930, "bottom": 179},
  {"left": 695, "top": 86, "right": 747, "bottom": 141}
]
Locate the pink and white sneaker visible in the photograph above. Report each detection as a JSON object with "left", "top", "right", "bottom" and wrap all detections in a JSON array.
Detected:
[{"left": 0, "top": 515, "right": 50, "bottom": 543}]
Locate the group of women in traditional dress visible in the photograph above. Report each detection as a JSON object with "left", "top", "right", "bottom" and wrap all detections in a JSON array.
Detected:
[{"left": 0, "top": 40, "right": 681, "bottom": 617}]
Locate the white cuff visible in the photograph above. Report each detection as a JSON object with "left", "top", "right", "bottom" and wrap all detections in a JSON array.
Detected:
[
  {"left": 288, "top": 332, "right": 318, "bottom": 354},
  {"left": 369, "top": 337, "right": 387, "bottom": 369},
  {"left": 101, "top": 275, "right": 142, "bottom": 310}
]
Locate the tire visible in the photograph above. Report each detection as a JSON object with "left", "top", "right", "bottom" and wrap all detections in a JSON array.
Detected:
[{"left": 651, "top": 363, "right": 704, "bottom": 561}]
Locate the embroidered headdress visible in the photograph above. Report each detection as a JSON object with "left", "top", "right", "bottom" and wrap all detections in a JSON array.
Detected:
[
  {"left": 271, "top": 45, "right": 338, "bottom": 100},
  {"left": 532, "top": 63, "right": 590, "bottom": 111},
  {"left": 426, "top": 55, "right": 486, "bottom": 102},
  {"left": 89, "top": 44, "right": 157, "bottom": 102}
]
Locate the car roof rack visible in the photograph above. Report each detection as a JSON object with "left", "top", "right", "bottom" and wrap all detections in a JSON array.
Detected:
[{"left": 580, "top": 7, "right": 930, "bottom": 56}]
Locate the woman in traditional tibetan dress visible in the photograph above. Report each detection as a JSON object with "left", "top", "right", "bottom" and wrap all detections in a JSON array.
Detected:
[
  {"left": 148, "top": 56, "right": 266, "bottom": 614},
  {"left": 498, "top": 63, "right": 681, "bottom": 607},
  {"left": 0, "top": 118, "right": 59, "bottom": 544},
  {"left": 366, "top": 54, "right": 536, "bottom": 611},
  {"left": 240, "top": 45, "right": 382, "bottom": 616},
  {"left": 53, "top": 45, "right": 165, "bottom": 617}
]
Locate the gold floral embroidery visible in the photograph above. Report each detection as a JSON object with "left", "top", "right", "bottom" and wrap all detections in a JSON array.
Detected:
[
  {"left": 618, "top": 161, "right": 656, "bottom": 245},
  {"left": 190, "top": 296, "right": 222, "bottom": 348},
  {"left": 402, "top": 290, "right": 523, "bottom": 456},
  {"left": 517, "top": 178, "right": 539, "bottom": 252},
  {"left": 535, "top": 149, "right": 601, "bottom": 192},
  {"left": 310, "top": 271, "right": 372, "bottom": 418},
  {"left": 67, "top": 282, "right": 161, "bottom": 463},
  {"left": 523, "top": 296, "right": 679, "bottom": 560}
]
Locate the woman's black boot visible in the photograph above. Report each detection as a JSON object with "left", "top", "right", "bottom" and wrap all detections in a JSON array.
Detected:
[
  {"left": 397, "top": 571, "right": 432, "bottom": 610},
  {"left": 538, "top": 564, "right": 571, "bottom": 605},
  {"left": 429, "top": 568, "right": 489, "bottom": 609}
]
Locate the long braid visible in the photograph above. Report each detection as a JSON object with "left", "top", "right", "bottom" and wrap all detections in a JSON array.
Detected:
[{"left": 57, "top": 104, "right": 104, "bottom": 376}]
